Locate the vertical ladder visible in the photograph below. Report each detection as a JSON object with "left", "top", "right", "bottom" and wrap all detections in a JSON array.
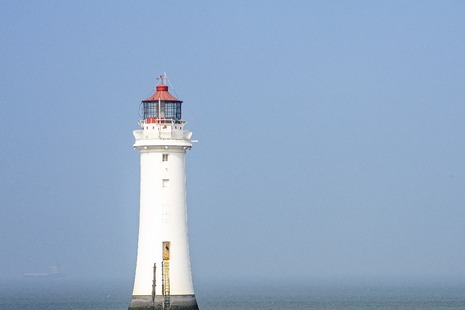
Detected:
[
  {"left": 162, "top": 241, "right": 171, "bottom": 309},
  {"left": 162, "top": 261, "right": 170, "bottom": 308}
]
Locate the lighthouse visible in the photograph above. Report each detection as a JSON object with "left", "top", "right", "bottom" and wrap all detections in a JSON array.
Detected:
[{"left": 129, "top": 74, "right": 199, "bottom": 310}]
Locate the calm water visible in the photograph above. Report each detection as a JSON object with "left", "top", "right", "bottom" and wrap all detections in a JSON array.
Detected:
[{"left": 1, "top": 279, "right": 465, "bottom": 309}]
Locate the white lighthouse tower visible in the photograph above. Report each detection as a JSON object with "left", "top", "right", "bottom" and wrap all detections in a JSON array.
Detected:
[{"left": 129, "top": 74, "right": 199, "bottom": 310}]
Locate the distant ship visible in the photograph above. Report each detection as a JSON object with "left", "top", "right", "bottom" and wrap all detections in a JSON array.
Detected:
[{"left": 23, "top": 265, "right": 62, "bottom": 278}]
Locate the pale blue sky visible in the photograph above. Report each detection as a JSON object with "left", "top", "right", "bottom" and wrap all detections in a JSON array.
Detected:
[{"left": 1, "top": 1, "right": 465, "bottom": 285}]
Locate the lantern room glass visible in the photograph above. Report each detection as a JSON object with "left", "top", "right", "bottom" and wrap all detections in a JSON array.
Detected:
[{"left": 143, "top": 101, "right": 182, "bottom": 120}]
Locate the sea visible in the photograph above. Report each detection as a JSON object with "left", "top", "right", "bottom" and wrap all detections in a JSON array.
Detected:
[{"left": 1, "top": 278, "right": 464, "bottom": 310}]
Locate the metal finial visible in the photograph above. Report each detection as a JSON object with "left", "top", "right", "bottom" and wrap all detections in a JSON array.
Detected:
[{"left": 157, "top": 72, "right": 167, "bottom": 85}]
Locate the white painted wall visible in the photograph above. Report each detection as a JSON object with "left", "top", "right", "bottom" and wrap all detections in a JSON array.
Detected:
[{"left": 132, "top": 122, "right": 194, "bottom": 296}]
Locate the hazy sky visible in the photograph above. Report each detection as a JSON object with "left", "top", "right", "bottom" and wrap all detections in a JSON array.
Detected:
[{"left": 1, "top": 1, "right": 465, "bottom": 285}]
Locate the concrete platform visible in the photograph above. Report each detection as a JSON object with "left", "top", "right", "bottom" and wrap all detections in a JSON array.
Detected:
[{"left": 129, "top": 294, "right": 199, "bottom": 310}]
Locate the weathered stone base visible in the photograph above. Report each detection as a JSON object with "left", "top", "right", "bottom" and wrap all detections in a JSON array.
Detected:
[{"left": 129, "top": 294, "right": 199, "bottom": 310}]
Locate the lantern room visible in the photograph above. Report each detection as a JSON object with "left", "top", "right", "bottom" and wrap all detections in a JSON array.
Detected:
[{"left": 142, "top": 77, "right": 183, "bottom": 124}]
